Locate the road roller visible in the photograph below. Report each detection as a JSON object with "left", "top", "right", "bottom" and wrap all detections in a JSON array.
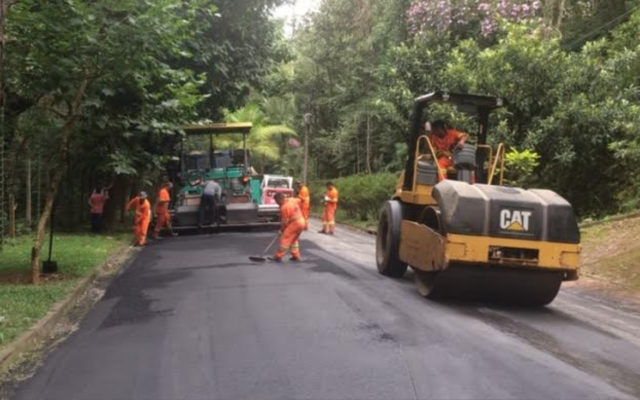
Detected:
[{"left": 376, "top": 91, "right": 581, "bottom": 306}]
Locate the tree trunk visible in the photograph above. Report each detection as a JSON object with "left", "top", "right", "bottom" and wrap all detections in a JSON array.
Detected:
[
  {"left": 555, "top": 0, "right": 567, "bottom": 29},
  {"left": 365, "top": 113, "right": 372, "bottom": 174},
  {"left": 26, "top": 157, "right": 31, "bottom": 232},
  {"left": 0, "top": 0, "right": 6, "bottom": 249},
  {"left": 31, "top": 167, "right": 63, "bottom": 284},
  {"left": 30, "top": 77, "right": 89, "bottom": 284},
  {"left": 36, "top": 145, "right": 41, "bottom": 223},
  {"left": 355, "top": 131, "right": 360, "bottom": 174},
  {"left": 8, "top": 192, "right": 14, "bottom": 237},
  {"left": 103, "top": 173, "right": 131, "bottom": 229}
]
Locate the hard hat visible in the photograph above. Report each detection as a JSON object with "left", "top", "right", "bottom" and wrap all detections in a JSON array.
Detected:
[{"left": 139, "top": 191, "right": 148, "bottom": 199}]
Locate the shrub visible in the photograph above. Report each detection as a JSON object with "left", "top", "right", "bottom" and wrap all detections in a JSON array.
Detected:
[{"left": 310, "top": 173, "right": 398, "bottom": 222}]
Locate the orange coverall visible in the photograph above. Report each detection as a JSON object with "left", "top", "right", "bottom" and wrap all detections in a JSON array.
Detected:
[
  {"left": 321, "top": 187, "right": 339, "bottom": 234},
  {"left": 127, "top": 196, "right": 151, "bottom": 246},
  {"left": 298, "top": 185, "right": 311, "bottom": 230},
  {"left": 274, "top": 198, "right": 306, "bottom": 260},
  {"left": 153, "top": 187, "right": 171, "bottom": 239},
  {"left": 429, "top": 129, "right": 467, "bottom": 171}
]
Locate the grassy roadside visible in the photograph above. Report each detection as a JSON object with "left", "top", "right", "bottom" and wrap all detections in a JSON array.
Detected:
[
  {"left": 0, "top": 234, "right": 127, "bottom": 349},
  {"left": 311, "top": 209, "right": 378, "bottom": 233},
  {"left": 580, "top": 215, "right": 640, "bottom": 293},
  {"left": 333, "top": 209, "right": 378, "bottom": 232}
]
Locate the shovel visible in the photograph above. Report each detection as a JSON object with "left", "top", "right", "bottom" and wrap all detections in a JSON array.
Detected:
[{"left": 249, "top": 232, "right": 280, "bottom": 262}]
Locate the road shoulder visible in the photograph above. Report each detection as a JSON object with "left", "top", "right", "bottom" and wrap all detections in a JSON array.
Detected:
[{"left": 0, "top": 244, "right": 138, "bottom": 390}]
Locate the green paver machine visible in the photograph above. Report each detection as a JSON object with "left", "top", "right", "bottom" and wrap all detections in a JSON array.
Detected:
[{"left": 170, "top": 122, "right": 280, "bottom": 229}]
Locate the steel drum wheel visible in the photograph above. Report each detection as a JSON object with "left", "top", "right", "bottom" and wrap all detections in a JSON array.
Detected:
[{"left": 413, "top": 270, "right": 439, "bottom": 298}]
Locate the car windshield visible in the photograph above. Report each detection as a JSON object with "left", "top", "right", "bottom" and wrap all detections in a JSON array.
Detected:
[{"left": 266, "top": 178, "right": 290, "bottom": 188}]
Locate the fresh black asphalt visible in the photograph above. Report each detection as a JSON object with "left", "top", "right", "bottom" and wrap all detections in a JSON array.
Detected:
[{"left": 8, "top": 227, "right": 640, "bottom": 399}]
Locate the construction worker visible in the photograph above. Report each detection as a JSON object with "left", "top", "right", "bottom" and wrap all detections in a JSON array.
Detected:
[
  {"left": 126, "top": 191, "right": 151, "bottom": 246},
  {"left": 199, "top": 180, "right": 222, "bottom": 228},
  {"left": 88, "top": 185, "right": 110, "bottom": 233},
  {"left": 428, "top": 120, "right": 469, "bottom": 177},
  {"left": 319, "top": 181, "right": 339, "bottom": 235},
  {"left": 296, "top": 181, "right": 310, "bottom": 230},
  {"left": 271, "top": 192, "right": 305, "bottom": 262},
  {"left": 153, "top": 181, "right": 176, "bottom": 239}
]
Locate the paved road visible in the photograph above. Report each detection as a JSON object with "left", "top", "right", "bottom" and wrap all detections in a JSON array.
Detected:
[{"left": 9, "top": 222, "right": 640, "bottom": 400}]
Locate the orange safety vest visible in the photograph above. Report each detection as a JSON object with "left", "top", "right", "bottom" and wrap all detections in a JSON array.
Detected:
[
  {"left": 429, "top": 129, "right": 465, "bottom": 153},
  {"left": 281, "top": 197, "right": 305, "bottom": 227},
  {"left": 127, "top": 197, "right": 151, "bottom": 224},
  {"left": 298, "top": 185, "right": 310, "bottom": 206},
  {"left": 326, "top": 187, "right": 339, "bottom": 207},
  {"left": 156, "top": 187, "right": 171, "bottom": 213}
]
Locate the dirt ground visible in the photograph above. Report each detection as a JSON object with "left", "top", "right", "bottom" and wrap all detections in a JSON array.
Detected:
[{"left": 578, "top": 215, "right": 640, "bottom": 300}]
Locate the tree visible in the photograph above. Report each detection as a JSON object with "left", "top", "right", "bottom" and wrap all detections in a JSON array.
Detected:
[
  {"left": 180, "top": 0, "right": 290, "bottom": 118},
  {"left": 6, "top": 0, "right": 205, "bottom": 283},
  {"left": 221, "top": 100, "right": 297, "bottom": 174}
]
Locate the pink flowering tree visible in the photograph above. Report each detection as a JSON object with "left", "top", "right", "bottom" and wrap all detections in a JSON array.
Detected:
[{"left": 407, "top": 0, "right": 545, "bottom": 37}]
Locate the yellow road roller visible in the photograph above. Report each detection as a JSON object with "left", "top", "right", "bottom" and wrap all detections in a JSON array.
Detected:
[{"left": 376, "top": 91, "right": 581, "bottom": 305}]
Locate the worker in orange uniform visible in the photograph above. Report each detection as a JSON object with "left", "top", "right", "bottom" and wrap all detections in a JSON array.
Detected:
[
  {"left": 296, "top": 181, "right": 311, "bottom": 230},
  {"left": 153, "top": 181, "right": 176, "bottom": 239},
  {"left": 428, "top": 120, "right": 469, "bottom": 177},
  {"left": 319, "top": 181, "right": 339, "bottom": 235},
  {"left": 126, "top": 191, "right": 151, "bottom": 246},
  {"left": 271, "top": 193, "right": 306, "bottom": 262}
]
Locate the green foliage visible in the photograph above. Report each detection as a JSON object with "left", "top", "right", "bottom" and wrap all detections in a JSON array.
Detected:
[
  {"left": 275, "top": 2, "right": 640, "bottom": 218},
  {"left": 505, "top": 148, "right": 540, "bottom": 187},
  {"left": 181, "top": 0, "right": 290, "bottom": 118},
  {"left": 311, "top": 173, "right": 398, "bottom": 221},
  {"left": 222, "top": 100, "right": 298, "bottom": 174},
  {"left": 1, "top": 0, "right": 289, "bottom": 238},
  {"left": 0, "top": 234, "right": 126, "bottom": 348}
]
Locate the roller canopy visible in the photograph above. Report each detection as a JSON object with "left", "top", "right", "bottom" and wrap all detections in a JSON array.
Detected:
[
  {"left": 403, "top": 91, "right": 504, "bottom": 190},
  {"left": 182, "top": 122, "right": 253, "bottom": 136}
]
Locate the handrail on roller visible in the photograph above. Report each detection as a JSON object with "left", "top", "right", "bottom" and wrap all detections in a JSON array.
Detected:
[
  {"left": 412, "top": 135, "right": 441, "bottom": 192},
  {"left": 487, "top": 142, "right": 506, "bottom": 185}
]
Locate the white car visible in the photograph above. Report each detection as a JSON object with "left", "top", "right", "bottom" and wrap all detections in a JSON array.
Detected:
[{"left": 258, "top": 174, "right": 294, "bottom": 217}]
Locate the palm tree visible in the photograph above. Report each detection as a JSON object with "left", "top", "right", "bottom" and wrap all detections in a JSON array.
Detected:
[{"left": 221, "top": 98, "right": 297, "bottom": 173}]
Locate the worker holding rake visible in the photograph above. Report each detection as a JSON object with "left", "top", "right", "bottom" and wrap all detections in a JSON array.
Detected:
[{"left": 271, "top": 193, "right": 306, "bottom": 262}]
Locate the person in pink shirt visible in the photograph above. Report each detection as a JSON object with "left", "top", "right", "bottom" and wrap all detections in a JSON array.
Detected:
[{"left": 88, "top": 186, "right": 109, "bottom": 233}]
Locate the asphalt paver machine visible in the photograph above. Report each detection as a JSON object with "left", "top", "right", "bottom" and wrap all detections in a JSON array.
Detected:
[
  {"left": 376, "top": 91, "right": 581, "bottom": 305},
  {"left": 171, "top": 122, "right": 279, "bottom": 229}
]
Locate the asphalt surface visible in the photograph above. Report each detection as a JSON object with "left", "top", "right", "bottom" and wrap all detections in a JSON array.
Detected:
[{"left": 9, "top": 221, "right": 640, "bottom": 400}]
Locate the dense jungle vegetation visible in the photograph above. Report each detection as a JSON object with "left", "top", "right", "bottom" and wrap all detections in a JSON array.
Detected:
[{"left": 270, "top": 0, "right": 640, "bottom": 220}]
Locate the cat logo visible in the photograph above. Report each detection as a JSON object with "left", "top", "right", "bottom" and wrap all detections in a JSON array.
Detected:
[{"left": 499, "top": 209, "right": 532, "bottom": 232}]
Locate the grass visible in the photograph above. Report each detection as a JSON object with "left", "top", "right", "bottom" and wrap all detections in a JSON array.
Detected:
[
  {"left": 313, "top": 209, "right": 378, "bottom": 232},
  {"left": 335, "top": 210, "right": 378, "bottom": 232},
  {"left": 580, "top": 215, "right": 640, "bottom": 293},
  {"left": 0, "top": 234, "right": 127, "bottom": 349}
]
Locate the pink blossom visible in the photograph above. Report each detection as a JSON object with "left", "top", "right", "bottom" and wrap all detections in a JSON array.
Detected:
[{"left": 407, "top": 0, "right": 546, "bottom": 38}]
